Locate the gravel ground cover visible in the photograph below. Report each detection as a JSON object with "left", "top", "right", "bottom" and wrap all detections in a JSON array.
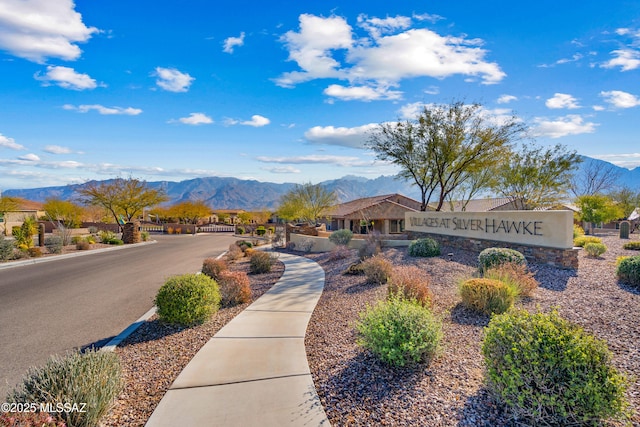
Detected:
[
  {"left": 303, "top": 231, "right": 640, "bottom": 427},
  {"left": 101, "top": 256, "right": 285, "bottom": 426}
]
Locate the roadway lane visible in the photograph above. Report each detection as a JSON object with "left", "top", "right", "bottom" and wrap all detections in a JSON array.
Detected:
[{"left": 0, "top": 233, "right": 239, "bottom": 397}]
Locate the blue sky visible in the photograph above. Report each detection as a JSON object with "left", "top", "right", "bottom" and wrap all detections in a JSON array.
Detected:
[{"left": 1, "top": 1, "right": 639, "bottom": 190}]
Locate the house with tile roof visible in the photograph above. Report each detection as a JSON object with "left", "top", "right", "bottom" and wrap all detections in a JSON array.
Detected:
[
  {"left": 0, "top": 198, "right": 45, "bottom": 236},
  {"left": 323, "top": 194, "right": 422, "bottom": 235}
]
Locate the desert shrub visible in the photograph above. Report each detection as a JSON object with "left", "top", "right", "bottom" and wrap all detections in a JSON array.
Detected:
[
  {"left": 268, "top": 226, "right": 275, "bottom": 234},
  {"left": 361, "top": 254, "right": 393, "bottom": 285},
  {"left": 88, "top": 226, "right": 98, "bottom": 234},
  {"left": 27, "top": 247, "right": 42, "bottom": 257},
  {"left": 75, "top": 241, "right": 91, "bottom": 250},
  {"left": 236, "top": 240, "right": 253, "bottom": 249},
  {"left": 155, "top": 274, "right": 220, "bottom": 326},
  {"left": 616, "top": 255, "right": 640, "bottom": 287},
  {"left": 166, "top": 226, "right": 174, "bottom": 234},
  {"left": 140, "top": 231, "right": 150, "bottom": 241},
  {"left": 388, "top": 265, "right": 432, "bottom": 307},
  {"left": 226, "top": 243, "right": 244, "bottom": 261},
  {"left": 256, "top": 226, "right": 266, "bottom": 236},
  {"left": 107, "top": 239, "right": 123, "bottom": 245},
  {"left": 71, "top": 236, "right": 82, "bottom": 244},
  {"left": 237, "top": 226, "right": 245, "bottom": 235},
  {"left": 328, "top": 229, "right": 353, "bottom": 246},
  {"left": 616, "top": 255, "right": 630, "bottom": 266},
  {"left": 584, "top": 242, "right": 607, "bottom": 258},
  {"left": 0, "top": 411, "right": 66, "bottom": 426},
  {"left": 0, "top": 235, "right": 14, "bottom": 260},
  {"left": 573, "top": 223, "right": 585, "bottom": 238},
  {"left": 358, "top": 231, "right": 383, "bottom": 260},
  {"left": 328, "top": 245, "right": 352, "bottom": 261},
  {"left": 408, "top": 238, "right": 441, "bottom": 258},
  {"left": 217, "top": 270, "right": 252, "bottom": 306},
  {"left": 343, "top": 262, "right": 365, "bottom": 275},
  {"left": 482, "top": 309, "right": 629, "bottom": 425},
  {"left": 622, "top": 241, "right": 640, "bottom": 250},
  {"left": 478, "top": 247, "right": 526, "bottom": 272},
  {"left": 84, "top": 235, "right": 96, "bottom": 244},
  {"left": 459, "top": 278, "right": 516, "bottom": 315},
  {"left": 249, "top": 250, "right": 274, "bottom": 274},
  {"left": 201, "top": 257, "right": 228, "bottom": 281},
  {"left": 245, "top": 247, "right": 258, "bottom": 257},
  {"left": 99, "top": 230, "right": 117, "bottom": 244},
  {"left": 7, "top": 348, "right": 123, "bottom": 427},
  {"left": 483, "top": 262, "right": 538, "bottom": 298},
  {"left": 44, "top": 236, "right": 63, "bottom": 254},
  {"left": 356, "top": 294, "right": 442, "bottom": 367},
  {"left": 573, "top": 235, "right": 602, "bottom": 247},
  {"left": 295, "top": 238, "right": 314, "bottom": 253}
]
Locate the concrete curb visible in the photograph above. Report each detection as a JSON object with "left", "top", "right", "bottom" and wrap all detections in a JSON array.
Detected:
[
  {"left": 0, "top": 240, "right": 158, "bottom": 271},
  {"left": 101, "top": 306, "right": 157, "bottom": 352}
]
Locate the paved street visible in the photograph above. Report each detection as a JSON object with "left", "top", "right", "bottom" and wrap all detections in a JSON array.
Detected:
[{"left": 0, "top": 233, "right": 238, "bottom": 398}]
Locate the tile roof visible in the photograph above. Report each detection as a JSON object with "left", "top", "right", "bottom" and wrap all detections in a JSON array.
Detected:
[{"left": 328, "top": 194, "right": 419, "bottom": 217}]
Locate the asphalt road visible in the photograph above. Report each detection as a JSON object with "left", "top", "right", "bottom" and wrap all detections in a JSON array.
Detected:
[{"left": 0, "top": 233, "right": 239, "bottom": 398}]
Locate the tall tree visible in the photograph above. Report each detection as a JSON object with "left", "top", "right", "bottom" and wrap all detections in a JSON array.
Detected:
[
  {"left": 77, "top": 177, "right": 168, "bottom": 229},
  {"left": 276, "top": 183, "right": 336, "bottom": 224},
  {"left": 368, "top": 101, "right": 524, "bottom": 211},
  {"left": 569, "top": 157, "right": 621, "bottom": 197},
  {"left": 43, "top": 198, "right": 84, "bottom": 228},
  {"left": 609, "top": 187, "right": 640, "bottom": 219},
  {"left": 492, "top": 143, "right": 582, "bottom": 209},
  {"left": 575, "top": 194, "right": 623, "bottom": 234}
]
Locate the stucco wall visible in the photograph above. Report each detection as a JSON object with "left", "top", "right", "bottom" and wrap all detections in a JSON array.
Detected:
[{"left": 289, "top": 233, "right": 410, "bottom": 253}]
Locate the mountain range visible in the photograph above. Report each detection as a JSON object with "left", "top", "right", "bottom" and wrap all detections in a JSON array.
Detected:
[{"left": 3, "top": 156, "right": 639, "bottom": 210}]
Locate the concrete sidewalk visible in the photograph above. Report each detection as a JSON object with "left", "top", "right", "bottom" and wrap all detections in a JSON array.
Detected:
[{"left": 146, "top": 252, "right": 330, "bottom": 427}]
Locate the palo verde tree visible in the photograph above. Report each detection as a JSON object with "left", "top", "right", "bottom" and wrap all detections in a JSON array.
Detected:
[
  {"left": 167, "top": 200, "right": 212, "bottom": 224},
  {"left": 367, "top": 101, "right": 525, "bottom": 211},
  {"left": 43, "top": 198, "right": 84, "bottom": 228},
  {"left": 77, "top": 177, "right": 168, "bottom": 229},
  {"left": 492, "top": 143, "right": 582, "bottom": 210},
  {"left": 276, "top": 182, "right": 336, "bottom": 224}
]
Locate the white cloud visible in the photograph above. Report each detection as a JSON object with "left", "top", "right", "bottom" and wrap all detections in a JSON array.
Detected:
[
  {"left": 323, "top": 84, "right": 402, "bottom": 101},
  {"left": 154, "top": 67, "right": 194, "bottom": 92},
  {"left": 304, "top": 123, "right": 379, "bottom": 148},
  {"left": 223, "top": 32, "right": 245, "bottom": 53},
  {"left": 255, "top": 154, "right": 367, "bottom": 167},
  {"left": 532, "top": 114, "right": 597, "bottom": 138},
  {"left": 43, "top": 145, "right": 72, "bottom": 154},
  {"left": 174, "top": 112, "right": 213, "bottom": 125},
  {"left": 398, "top": 102, "right": 426, "bottom": 119},
  {"left": 261, "top": 166, "right": 301, "bottom": 174},
  {"left": 0, "top": 133, "right": 25, "bottom": 150},
  {"left": 0, "top": 0, "right": 98, "bottom": 62},
  {"left": 18, "top": 153, "right": 40, "bottom": 161},
  {"left": 226, "top": 115, "right": 270, "bottom": 127},
  {"left": 497, "top": 94, "right": 517, "bottom": 104},
  {"left": 602, "top": 49, "right": 640, "bottom": 71},
  {"left": 545, "top": 93, "right": 580, "bottom": 109},
  {"left": 591, "top": 153, "right": 640, "bottom": 169},
  {"left": 600, "top": 90, "right": 640, "bottom": 108},
  {"left": 275, "top": 14, "right": 505, "bottom": 94},
  {"left": 34, "top": 65, "right": 100, "bottom": 90},
  {"left": 63, "top": 104, "right": 142, "bottom": 115}
]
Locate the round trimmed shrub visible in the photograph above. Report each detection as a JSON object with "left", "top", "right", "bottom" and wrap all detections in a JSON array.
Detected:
[
  {"left": 202, "top": 257, "right": 228, "bottom": 281},
  {"left": 217, "top": 270, "right": 252, "bottom": 306},
  {"left": 155, "top": 274, "right": 220, "bottom": 326},
  {"left": 616, "top": 255, "right": 640, "bottom": 288},
  {"left": 356, "top": 294, "right": 442, "bottom": 367},
  {"left": 478, "top": 247, "right": 526, "bottom": 272},
  {"left": 8, "top": 348, "right": 123, "bottom": 427},
  {"left": 249, "top": 250, "right": 274, "bottom": 274},
  {"left": 573, "top": 235, "right": 602, "bottom": 248},
  {"left": 482, "top": 309, "right": 629, "bottom": 425},
  {"left": 361, "top": 254, "right": 393, "bottom": 285},
  {"left": 328, "top": 229, "right": 353, "bottom": 246},
  {"left": 388, "top": 265, "right": 432, "bottom": 307},
  {"left": 584, "top": 242, "right": 607, "bottom": 258},
  {"left": 483, "top": 262, "right": 538, "bottom": 298},
  {"left": 459, "top": 278, "right": 516, "bottom": 315},
  {"left": 622, "top": 241, "right": 640, "bottom": 250},
  {"left": 408, "top": 238, "right": 441, "bottom": 257}
]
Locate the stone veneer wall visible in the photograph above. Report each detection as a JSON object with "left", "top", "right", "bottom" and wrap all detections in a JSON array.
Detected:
[
  {"left": 407, "top": 231, "right": 579, "bottom": 269},
  {"left": 123, "top": 221, "right": 141, "bottom": 244}
]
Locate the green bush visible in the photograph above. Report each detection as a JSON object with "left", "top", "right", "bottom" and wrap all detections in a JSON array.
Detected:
[
  {"left": 478, "top": 247, "right": 526, "bottom": 272},
  {"left": 98, "top": 230, "right": 117, "bottom": 244},
  {"left": 249, "top": 250, "right": 274, "bottom": 274},
  {"left": 201, "top": 257, "right": 228, "bottom": 281},
  {"left": 408, "top": 238, "right": 441, "bottom": 257},
  {"left": 573, "top": 223, "right": 585, "bottom": 238},
  {"left": 237, "top": 226, "right": 245, "bottom": 235},
  {"left": 0, "top": 235, "right": 14, "bottom": 260},
  {"left": 616, "top": 255, "right": 640, "bottom": 287},
  {"left": 584, "top": 242, "right": 607, "bottom": 258},
  {"left": 459, "top": 278, "right": 516, "bottom": 315},
  {"left": 328, "top": 229, "right": 353, "bottom": 246},
  {"left": 482, "top": 309, "right": 629, "bottom": 425},
  {"left": 7, "top": 348, "right": 123, "bottom": 427},
  {"left": 356, "top": 295, "right": 442, "bottom": 367},
  {"left": 622, "top": 241, "right": 640, "bottom": 250},
  {"left": 256, "top": 226, "right": 266, "bottom": 236},
  {"left": 573, "top": 235, "right": 602, "bottom": 247},
  {"left": 361, "top": 254, "right": 393, "bottom": 285},
  {"left": 155, "top": 274, "right": 221, "bottom": 326},
  {"left": 45, "top": 236, "right": 64, "bottom": 254},
  {"left": 141, "top": 231, "right": 150, "bottom": 241},
  {"left": 71, "top": 236, "right": 83, "bottom": 244}
]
